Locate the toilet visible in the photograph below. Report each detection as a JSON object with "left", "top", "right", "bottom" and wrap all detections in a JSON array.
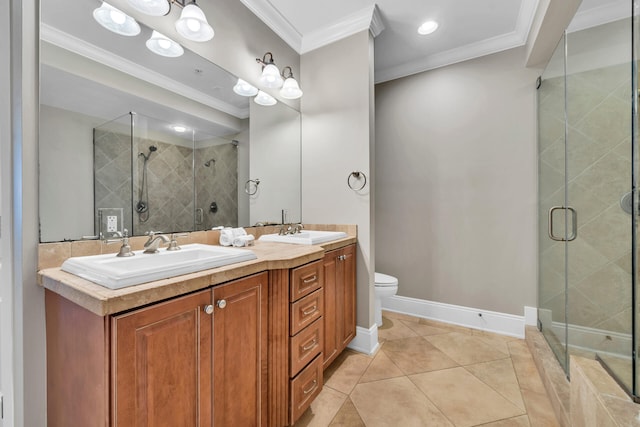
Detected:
[{"left": 374, "top": 272, "right": 399, "bottom": 327}]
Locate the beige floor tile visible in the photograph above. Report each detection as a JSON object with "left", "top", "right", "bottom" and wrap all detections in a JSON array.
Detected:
[
  {"left": 425, "top": 332, "right": 510, "bottom": 366},
  {"left": 377, "top": 317, "right": 419, "bottom": 341},
  {"left": 294, "top": 386, "right": 348, "bottom": 427},
  {"left": 471, "top": 330, "right": 520, "bottom": 354},
  {"left": 465, "top": 358, "right": 526, "bottom": 411},
  {"left": 410, "top": 367, "right": 525, "bottom": 427},
  {"left": 479, "top": 415, "right": 531, "bottom": 426},
  {"left": 401, "top": 319, "right": 451, "bottom": 336},
  {"left": 328, "top": 398, "right": 365, "bottom": 427},
  {"left": 508, "top": 341, "right": 547, "bottom": 394},
  {"left": 350, "top": 377, "right": 454, "bottom": 427},
  {"left": 520, "top": 389, "right": 560, "bottom": 427},
  {"left": 358, "top": 347, "right": 404, "bottom": 383},
  {"left": 382, "top": 336, "right": 459, "bottom": 375},
  {"left": 324, "top": 351, "right": 373, "bottom": 395}
]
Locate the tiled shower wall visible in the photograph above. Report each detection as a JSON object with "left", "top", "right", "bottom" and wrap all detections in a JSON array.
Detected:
[
  {"left": 539, "top": 63, "right": 632, "bottom": 353},
  {"left": 94, "top": 130, "right": 238, "bottom": 237}
]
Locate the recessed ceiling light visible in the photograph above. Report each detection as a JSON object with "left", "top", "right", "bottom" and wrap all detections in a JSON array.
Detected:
[
  {"left": 172, "top": 125, "right": 187, "bottom": 133},
  {"left": 418, "top": 20, "right": 438, "bottom": 35}
]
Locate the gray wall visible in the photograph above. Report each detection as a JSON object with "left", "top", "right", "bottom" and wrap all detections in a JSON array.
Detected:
[
  {"left": 375, "top": 47, "right": 541, "bottom": 316},
  {"left": 301, "top": 31, "right": 376, "bottom": 328}
]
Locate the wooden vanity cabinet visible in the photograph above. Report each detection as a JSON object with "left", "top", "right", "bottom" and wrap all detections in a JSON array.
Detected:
[
  {"left": 46, "top": 271, "right": 268, "bottom": 427},
  {"left": 322, "top": 244, "right": 356, "bottom": 369}
]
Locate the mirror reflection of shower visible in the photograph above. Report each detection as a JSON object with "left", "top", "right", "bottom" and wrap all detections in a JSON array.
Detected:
[{"left": 136, "top": 145, "right": 157, "bottom": 222}]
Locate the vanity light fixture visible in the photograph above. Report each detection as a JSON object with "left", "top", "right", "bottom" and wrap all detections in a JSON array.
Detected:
[
  {"left": 127, "top": 0, "right": 170, "bottom": 16},
  {"left": 146, "top": 30, "right": 184, "bottom": 57},
  {"left": 418, "top": 20, "right": 439, "bottom": 35},
  {"left": 233, "top": 78, "right": 259, "bottom": 97},
  {"left": 175, "top": 1, "right": 214, "bottom": 42},
  {"left": 256, "top": 52, "right": 283, "bottom": 89},
  {"left": 279, "top": 66, "right": 303, "bottom": 99},
  {"left": 172, "top": 125, "right": 187, "bottom": 132},
  {"left": 93, "top": 2, "right": 141, "bottom": 36},
  {"left": 254, "top": 90, "right": 277, "bottom": 106}
]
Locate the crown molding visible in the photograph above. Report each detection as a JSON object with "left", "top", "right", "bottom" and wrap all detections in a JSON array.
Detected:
[
  {"left": 567, "top": 0, "right": 629, "bottom": 33},
  {"left": 301, "top": 5, "right": 384, "bottom": 54},
  {"left": 239, "top": 0, "right": 303, "bottom": 52},
  {"left": 40, "top": 24, "right": 249, "bottom": 119},
  {"left": 375, "top": 0, "right": 539, "bottom": 83}
]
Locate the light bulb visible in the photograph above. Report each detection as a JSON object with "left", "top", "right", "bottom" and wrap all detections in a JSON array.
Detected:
[
  {"left": 109, "top": 9, "right": 126, "bottom": 25},
  {"left": 233, "top": 79, "right": 258, "bottom": 97},
  {"left": 93, "top": 2, "right": 141, "bottom": 36},
  {"left": 259, "top": 63, "right": 283, "bottom": 88},
  {"left": 146, "top": 30, "right": 184, "bottom": 57},
  {"left": 175, "top": 3, "right": 214, "bottom": 42}
]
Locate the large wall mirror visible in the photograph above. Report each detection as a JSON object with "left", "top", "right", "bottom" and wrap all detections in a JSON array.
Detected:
[{"left": 39, "top": 0, "right": 301, "bottom": 242}]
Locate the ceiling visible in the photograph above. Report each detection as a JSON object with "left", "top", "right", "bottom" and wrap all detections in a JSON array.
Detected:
[{"left": 240, "top": 0, "right": 630, "bottom": 83}]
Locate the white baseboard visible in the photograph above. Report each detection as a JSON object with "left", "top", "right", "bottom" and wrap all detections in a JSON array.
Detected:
[
  {"left": 383, "top": 295, "right": 537, "bottom": 339},
  {"left": 347, "top": 324, "right": 380, "bottom": 355},
  {"left": 538, "top": 309, "right": 632, "bottom": 358}
]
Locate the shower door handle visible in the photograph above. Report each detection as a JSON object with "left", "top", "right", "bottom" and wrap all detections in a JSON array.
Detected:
[
  {"left": 195, "top": 208, "right": 204, "bottom": 225},
  {"left": 548, "top": 206, "right": 577, "bottom": 242}
]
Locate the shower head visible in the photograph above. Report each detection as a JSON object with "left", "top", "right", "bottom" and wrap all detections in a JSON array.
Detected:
[
  {"left": 204, "top": 158, "right": 216, "bottom": 167},
  {"left": 139, "top": 145, "right": 158, "bottom": 160},
  {"left": 149, "top": 145, "right": 157, "bottom": 152}
]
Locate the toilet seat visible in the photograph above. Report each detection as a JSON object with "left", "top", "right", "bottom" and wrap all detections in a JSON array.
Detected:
[{"left": 375, "top": 272, "right": 398, "bottom": 287}]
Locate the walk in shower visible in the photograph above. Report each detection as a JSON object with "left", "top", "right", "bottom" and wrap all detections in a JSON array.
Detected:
[{"left": 537, "top": 3, "right": 638, "bottom": 396}]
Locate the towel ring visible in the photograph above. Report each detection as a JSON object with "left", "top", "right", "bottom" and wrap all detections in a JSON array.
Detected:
[
  {"left": 347, "top": 171, "right": 367, "bottom": 191},
  {"left": 245, "top": 178, "right": 260, "bottom": 195}
]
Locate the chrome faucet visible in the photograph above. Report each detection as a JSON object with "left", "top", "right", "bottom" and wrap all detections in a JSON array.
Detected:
[
  {"left": 278, "top": 223, "right": 304, "bottom": 235},
  {"left": 143, "top": 231, "right": 170, "bottom": 253}
]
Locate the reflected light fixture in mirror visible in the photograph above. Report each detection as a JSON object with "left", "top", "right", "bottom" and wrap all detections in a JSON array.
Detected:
[
  {"left": 254, "top": 90, "right": 277, "bottom": 106},
  {"left": 146, "top": 30, "right": 184, "bottom": 57},
  {"left": 279, "top": 66, "right": 302, "bottom": 99},
  {"left": 233, "top": 78, "right": 258, "bottom": 96},
  {"left": 256, "top": 52, "right": 283, "bottom": 88},
  {"left": 93, "top": 2, "right": 141, "bottom": 36},
  {"left": 175, "top": 2, "right": 214, "bottom": 42},
  {"left": 127, "top": 0, "right": 170, "bottom": 16}
]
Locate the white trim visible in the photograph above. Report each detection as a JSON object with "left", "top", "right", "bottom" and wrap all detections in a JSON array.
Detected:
[
  {"left": 301, "top": 5, "right": 382, "bottom": 54},
  {"left": 375, "top": 0, "right": 539, "bottom": 83},
  {"left": 524, "top": 306, "right": 538, "bottom": 326},
  {"left": 347, "top": 324, "right": 380, "bottom": 356},
  {"left": 238, "top": 0, "right": 302, "bottom": 52},
  {"left": 567, "top": 0, "right": 630, "bottom": 33},
  {"left": 383, "top": 295, "right": 536, "bottom": 339},
  {"left": 40, "top": 24, "right": 249, "bottom": 119}
]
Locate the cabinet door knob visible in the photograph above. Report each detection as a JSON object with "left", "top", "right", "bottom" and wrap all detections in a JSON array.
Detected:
[
  {"left": 216, "top": 299, "right": 227, "bottom": 309},
  {"left": 204, "top": 304, "right": 214, "bottom": 315}
]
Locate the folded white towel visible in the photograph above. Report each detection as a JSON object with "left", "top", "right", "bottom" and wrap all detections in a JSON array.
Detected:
[
  {"left": 232, "top": 227, "right": 247, "bottom": 237},
  {"left": 219, "top": 228, "right": 234, "bottom": 246},
  {"left": 232, "top": 234, "right": 255, "bottom": 247}
]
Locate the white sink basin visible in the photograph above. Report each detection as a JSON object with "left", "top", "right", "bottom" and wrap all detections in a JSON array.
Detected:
[
  {"left": 61, "top": 243, "right": 257, "bottom": 289},
  {"left": 258, "top": 230, "right": 348, "bottom": 245}
]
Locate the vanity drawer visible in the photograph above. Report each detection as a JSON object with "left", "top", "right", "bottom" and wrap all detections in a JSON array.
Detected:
[
  {"left": 290, "top": 354, "right": 323, "bottom": 424},
  {"left": 290, "top": 261, "right": 322, "bottom": 302},
  {"left": 290, "top": 318, "right": 323, "bottom": 377},
  {"left": 290, "top": 289, "right": 323, "bottom": 336}
]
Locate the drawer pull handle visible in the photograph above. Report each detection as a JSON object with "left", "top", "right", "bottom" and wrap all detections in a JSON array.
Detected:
[
  {"left": 204, "top": 305, "right": 214, "bottom": 315},
  {"left": 216, "top": 299, "right": 227, "bottom": 309},
  {"left": 302, "top": 339, "right": 317, "bottom": 351},
  {"left": 303, "top": 275, "right": 317, "bottom": 284},
  {"left": 302, "top": 305, "right": 317, "bottom": 316},
  {"left": 303, "top": 379, "right": 318, "bottom": 395}
]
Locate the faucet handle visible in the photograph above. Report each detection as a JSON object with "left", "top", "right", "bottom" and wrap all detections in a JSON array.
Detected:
[
  {"left": 167, "top": 233, "right": 188, "bottom": 251},
  {"left": 105, "top": 229, "right": 134, "bottom": 257}
]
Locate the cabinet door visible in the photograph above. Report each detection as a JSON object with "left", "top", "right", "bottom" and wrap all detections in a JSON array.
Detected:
[
  {"left": 112, "top": 289, "right": 213, "bottom": 427},
  {"left": 339, "top": 245, "right": 356, "bottom": 347},
  {"left": 213, "top": 272, "right": 268, "bottom": 427},
  {"left": 322, "top": 250, "right": 339, "bottom": 369}
]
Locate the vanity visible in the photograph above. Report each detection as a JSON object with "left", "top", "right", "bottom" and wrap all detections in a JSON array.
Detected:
[{"left": 38, "top": 225, "right": 357, "bottom": 427}]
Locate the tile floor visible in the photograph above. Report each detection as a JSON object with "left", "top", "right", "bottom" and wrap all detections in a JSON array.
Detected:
[{"left": 294, "top": 311, "right": 560, "bottom": 427}]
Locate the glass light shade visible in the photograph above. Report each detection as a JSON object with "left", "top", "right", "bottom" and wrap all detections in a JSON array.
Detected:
[
  {"left": 127, "top": 0, "right": 170, "bottom": 16},
  {"left": 254, "top": 90, "right": 277, "bottom": 106},
  {"left": 259, "top": 63, "right": 283, "bottom": 88},
  {"left": 279, "top": 77, "right": 303, "bottom": 99},
  {"left": 233, "top": 79, "right": 258, "bottom": 97},
  {"left": 146, "top": 31, "right": 184, "bottom": 57},
  {"left": 175, "top": 3, "right": 214, "bottom": 42},
  {"left": 93, "top": 2, "right": 141, "bottom": 36}
]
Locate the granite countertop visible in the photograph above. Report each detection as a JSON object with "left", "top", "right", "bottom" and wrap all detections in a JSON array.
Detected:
[{"left": 39, "top": 235, "right": 356, "bottom": 317}]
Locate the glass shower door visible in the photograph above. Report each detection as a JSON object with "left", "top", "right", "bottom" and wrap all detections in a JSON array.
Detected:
[{"left": 538, "top": 34, "right": 569, "bottom": 373}]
